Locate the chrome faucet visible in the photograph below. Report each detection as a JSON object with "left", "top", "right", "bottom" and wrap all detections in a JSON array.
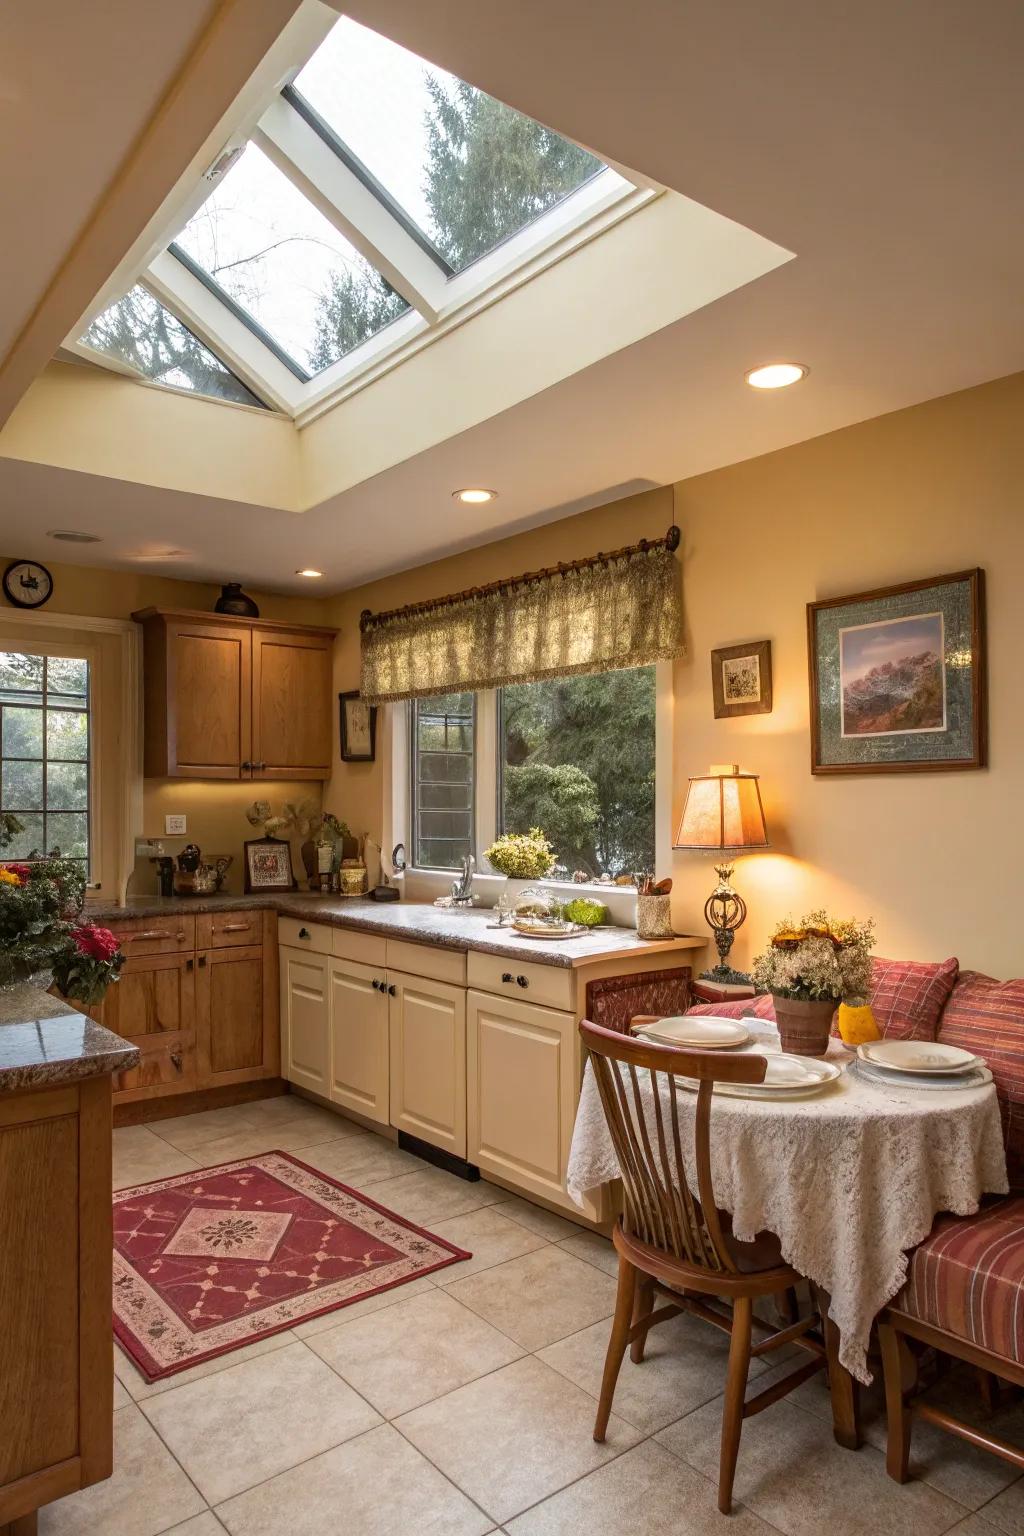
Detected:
[{"left": 450, "top": 854, "right": 475, "bottom": 906}]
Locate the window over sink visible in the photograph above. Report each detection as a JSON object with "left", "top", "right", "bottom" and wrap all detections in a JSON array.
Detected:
[{"left": 0, "top": 650, "right": 91, "bottom": 876}]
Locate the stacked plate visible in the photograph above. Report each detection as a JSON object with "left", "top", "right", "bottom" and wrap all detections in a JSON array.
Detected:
[
  {"left": 634, "top": 1016, "right": 842, "bottom": 1099},
  {"left": 854, "top": 1038, "right": 992, "bottom": 1091}
]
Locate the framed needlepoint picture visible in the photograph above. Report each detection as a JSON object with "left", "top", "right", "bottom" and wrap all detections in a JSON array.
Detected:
[
  {"left": 807, "top": 568, "right": 985, "bottom": 774},
  {"left": 244, "top": 837, "right": 295, "bottom": 893},
  {"left": 711, "top": 640, "right": 773, "bottom": 718}
]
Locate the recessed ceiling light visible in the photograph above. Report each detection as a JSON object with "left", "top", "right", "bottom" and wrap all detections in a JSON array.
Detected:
[
  {"left": 296, "top": 568, "right": 323, "bottom": 578},
  {"left": 47, "top": 529, "right": 102, "bottom": 543},
  {"left": 745, "top": 362, "right": 809, "bottom": 390},
  {"left": 452, "top": 488, "right": 497, "bottom": 505}
]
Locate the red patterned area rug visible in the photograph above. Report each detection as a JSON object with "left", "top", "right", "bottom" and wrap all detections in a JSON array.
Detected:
[{"left": 113, "top": 1150, "right": 471, "bottom": 1381}]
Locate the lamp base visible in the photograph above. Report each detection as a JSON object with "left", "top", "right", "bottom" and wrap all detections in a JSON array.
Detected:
[{"left": 699, "top": 962, "right": 754, "bottom": 986}]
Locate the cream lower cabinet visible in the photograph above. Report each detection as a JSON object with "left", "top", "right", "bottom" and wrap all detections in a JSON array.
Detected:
[
  {"left": 329, "top": 957, "right": 389, "bottom": 1126},
  {"left": 281, "top": 945, "right": 330, "bottom": 1097},
  {"left": 466, "top": 988, "right": 578, "bottom": 1210},
  {"left": 388, "top": 971, "right": 467, "bottom": 1158}
]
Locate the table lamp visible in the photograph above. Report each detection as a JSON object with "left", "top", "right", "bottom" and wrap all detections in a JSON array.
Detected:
[{"left": 673, "top": 764, "right": 769, "bottom": 983}]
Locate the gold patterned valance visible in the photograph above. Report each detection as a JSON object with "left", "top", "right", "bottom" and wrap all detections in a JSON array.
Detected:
[{"left": 359, "top": 527, "right": 684, "bottom": 704}]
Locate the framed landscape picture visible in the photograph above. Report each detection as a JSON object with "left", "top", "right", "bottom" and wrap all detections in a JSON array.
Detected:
[
  {"left": 807, "top": 569, "right": 985, "bottom": 774},
  {"left": 711, "top": 640, "right": 773, "bottom": 718},
  {"left": 339, "top": 691, "right": 377, "bottom": 762}
]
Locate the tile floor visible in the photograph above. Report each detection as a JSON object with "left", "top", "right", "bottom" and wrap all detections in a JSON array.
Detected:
[{"left": 39, "top": 1094, "right": 1024, "bottom": 1535}]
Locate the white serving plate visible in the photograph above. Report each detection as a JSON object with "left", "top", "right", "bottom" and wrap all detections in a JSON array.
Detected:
[
  {"left": 854, "top": 1059, "right": 993, "bottom": 1092},
  {"left": 856, "top": 1039, "right": 981, "bottom": 1075},
  {"left": 674, "top": 1053, "right": 842, "bottom": 1099},
  {"left": 637, "top": 1016, "right": 750, "bottom": 1050}
]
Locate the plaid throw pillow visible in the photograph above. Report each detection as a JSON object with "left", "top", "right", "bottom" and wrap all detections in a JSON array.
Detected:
[
  {"left": 939, "top": 972, "right": 1024, "bottom": 1184},
  {"left": 866, "top": 955, "right": 959, "bottom": 1041}
]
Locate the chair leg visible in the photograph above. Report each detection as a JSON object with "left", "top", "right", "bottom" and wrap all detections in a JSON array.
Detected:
[
  {"left": 631, "top": 1274, "right": 655, "bottom": 1363},
  {"left": 594, "top": 1255, "right": 637, "bottom": 1442},
  {"left": 813, "top": 1284, "right": 862, "bottom": 1449},
  {"left": 878, "top": 1320, "right": 912, "bottom": 1483},
  {"left": 719, "top": 1293, "right": 753, "bottom": 1515}
]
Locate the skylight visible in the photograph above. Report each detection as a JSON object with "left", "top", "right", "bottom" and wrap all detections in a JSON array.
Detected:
[
  {"left": 290, "top": 17, "right": 604, "bottom": 273},
  {"left": 70, "top": 8, "right": 642, "bottom": 420},
  {"left": 81, "top": 285, "right": 265, "bottom": 408},
  {"left": 172, "top": 144, "right": 410, "bottom": 377}
]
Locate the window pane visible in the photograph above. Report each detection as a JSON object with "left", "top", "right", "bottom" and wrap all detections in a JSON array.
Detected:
[
  {"left": 173, "top": 144, "right": 410, "bottom": 375},
  {"left": 499, "top": 667, "right": 656, "bottom": 880},
  {"left": 292, "top": 18, "right": 604, "bottom": 273},
  {"left": 411, "top": 692, "right": 474, "bottom": 870},
  {"left": 46, "top": 710, "right": 88, "bottom": 761},
  {"left": 0, "top": 654, "right": 90, "bottom": 876},
  {"left": 2, "top": 706, "right": 42, "bottom": 758},
  {"left": 81, "top": 285, "right": 266, "bottom": 408}
]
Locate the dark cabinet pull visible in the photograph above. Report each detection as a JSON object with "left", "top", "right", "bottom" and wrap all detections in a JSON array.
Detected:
[
  {"left": 170, "top": 1052, "right": 183, "bottom": 1072},
  {"left": 241, "top": 760, "right": 252, "bottom": 771},
  {"left": 185, "top": 958, "right": 194, "bottom": 972},
  {"left": 501, "top": 972, "right": 514, "bottom": 984},
  {"left": 198, "top": 954, "right": 207, "bottom": 968},
  {"left": 388, "top": 983, "right": 396, "bottom": 997},
  {"left": 372, "top": 978, "right": 382, "bottom": 991},
  {"left": 516, "top": 974, "right": 530, "bottom": 989},
  {"left": 298, "top": 927, "right": 311, "bottom": 940}
]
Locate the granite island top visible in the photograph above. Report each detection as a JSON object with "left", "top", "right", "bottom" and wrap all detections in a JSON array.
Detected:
[
  {"left": 90, "top": 893, "right": 706, "bottom": 969},
  {"left": 0, "top": 984, "right": 140, "bottom": 1094}
]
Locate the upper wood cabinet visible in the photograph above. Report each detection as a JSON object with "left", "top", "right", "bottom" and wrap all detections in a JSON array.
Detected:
[{"left": 133, "top": 608, "right": 336, "bottom": 780}]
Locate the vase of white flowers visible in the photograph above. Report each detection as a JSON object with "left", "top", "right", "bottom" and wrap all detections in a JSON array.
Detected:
[{"left": 752, "top": 910, "right": 875, "bottom": 1056}]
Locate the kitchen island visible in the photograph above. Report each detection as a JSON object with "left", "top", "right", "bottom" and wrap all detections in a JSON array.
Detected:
[{"left": 0, "top": 987, "right": 138, "bottom": 1533}]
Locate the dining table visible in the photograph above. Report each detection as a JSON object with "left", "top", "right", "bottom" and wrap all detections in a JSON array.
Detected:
[{"left": 567, "top": 1020, "right": 1009, "bottom": 1444}]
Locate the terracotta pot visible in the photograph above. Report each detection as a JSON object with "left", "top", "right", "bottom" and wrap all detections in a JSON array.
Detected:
[{"left": 773, "top": 995, "right": 836, "bottom": 1056}]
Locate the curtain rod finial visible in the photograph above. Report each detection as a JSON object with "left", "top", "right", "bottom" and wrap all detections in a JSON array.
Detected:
[{"left": 666, "top": 525, "right": 681, "bottom": 552}]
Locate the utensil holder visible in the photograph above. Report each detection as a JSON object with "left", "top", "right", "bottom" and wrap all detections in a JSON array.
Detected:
[{"left": 636, "top": 892, "right": 673, "bottom": 939}]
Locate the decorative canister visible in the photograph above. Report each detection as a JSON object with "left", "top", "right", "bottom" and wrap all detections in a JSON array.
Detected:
[
  {"left": 214, "top": 582, "right": 259, "bottom": 617},
  {"left": 836, "top": 999, "right": 880, "bottom": 1049},
  {"left": 340, "top": 864, "right": 367, "bottom": 895},
  {"left": 636, "top": 892, "right": 674, "bottom": 940}
]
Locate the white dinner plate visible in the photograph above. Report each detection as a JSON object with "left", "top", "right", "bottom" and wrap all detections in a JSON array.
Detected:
[
  {"left": 637, "top": 1015, "right": 750, "bottom": 1049},
  {"left": 853, "top": 1059, "right": 993, "bottom": 1092},
  {"left": 674, "top": 1053, "right": 842, "bottom": 1099},
  {"left": 856, "top": 1039, "right": 981, "bottom": 1075}
]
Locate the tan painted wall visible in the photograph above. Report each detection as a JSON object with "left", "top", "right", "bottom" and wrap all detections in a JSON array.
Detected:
[
  {"left": 0, "top": 558, "right": 330, "bottom": 894},
  {"left": 325, "top": 371, "right": 1023, "bottom": 978}
]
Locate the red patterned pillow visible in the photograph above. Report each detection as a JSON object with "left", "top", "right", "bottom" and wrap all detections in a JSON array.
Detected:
[
  {"left": 865, "top": 955, "right": 959, "bottom": 1041},
  {"left": 939, "top": 973, "right": 1024, "bottom": 1184},
  {"left": 687, "top": 995, "right": 777, "bottom": 1022}
]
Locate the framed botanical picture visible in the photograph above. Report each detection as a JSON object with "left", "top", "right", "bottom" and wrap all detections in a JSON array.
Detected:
[
  {"left": 244, "top": 837, "right": 295, "bottom": 893},
  {"left": 807, "top": 569, "right": 985, "bottom": 774},
  {"left": 711, "top": 640, "right": 773, "bottom": 718},
  {"left": 339, "top": 690, "right": 377, "bottom": 762}
]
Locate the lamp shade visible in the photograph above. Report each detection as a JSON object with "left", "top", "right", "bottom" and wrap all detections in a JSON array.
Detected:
[{"left": 673, "top": 770, "right": 769, "bottom": 851}]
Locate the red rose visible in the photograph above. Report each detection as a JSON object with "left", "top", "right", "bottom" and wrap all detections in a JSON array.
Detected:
[
  {"left": 4, "top": 863, "right": 30, "bottom": 880},
  {"left": 73, "top": 924, "right": 121, "bottom": 962}
]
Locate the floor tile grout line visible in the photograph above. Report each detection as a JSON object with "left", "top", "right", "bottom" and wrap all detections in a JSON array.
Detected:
[{"left": 113, "top": 1397, "right": 212, "bottom": 1528}]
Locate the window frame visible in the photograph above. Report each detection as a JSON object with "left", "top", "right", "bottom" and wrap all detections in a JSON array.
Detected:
[
  {"left": 0, "top": 651, "right": 92, "bottom": 878},
  {"left": 408, "top": 691, "right": 478, "bottom": 873}
]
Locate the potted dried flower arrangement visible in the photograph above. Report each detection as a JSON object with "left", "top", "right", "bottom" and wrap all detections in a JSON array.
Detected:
[
  {"left": 483, "top": 828, "right": 556, "bottom": 895},
  {"left": 752, "top": 910, "right": 875, "bottom": 1055}
]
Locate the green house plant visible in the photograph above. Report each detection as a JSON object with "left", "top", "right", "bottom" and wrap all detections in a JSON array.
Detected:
[
  {"left": 751, "top": 909, "right": 875, "bottom": 1055},
  {"left": 0, "top": 855, "right": 88, "bottom": 990}
]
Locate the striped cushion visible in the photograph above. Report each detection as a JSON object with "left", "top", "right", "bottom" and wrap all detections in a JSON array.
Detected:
[
  {"left": 939, "top": 973, "right": 1024, "bottom": 1183},
  {"left": 687, "top": 995, "right": 776, "bottom": 1022},
  {"left": 896, "top": 1196, "right": 1024, "bottom": 1363}
]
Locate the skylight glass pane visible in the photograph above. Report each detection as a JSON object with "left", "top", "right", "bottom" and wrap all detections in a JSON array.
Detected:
[
  {"left": 173, "top": 144, "right": 410, "bottom": 375},
  {"left": 82, "top": 285, "right": 265, "bottom": 408},
  {"left": 292, "top": 18, "right": 605, "bottom": 274}
]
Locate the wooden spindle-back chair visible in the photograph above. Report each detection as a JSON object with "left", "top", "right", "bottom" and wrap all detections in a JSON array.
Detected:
[{"left": 581, "top": 1018, "right": 827, "bottom": 1514}]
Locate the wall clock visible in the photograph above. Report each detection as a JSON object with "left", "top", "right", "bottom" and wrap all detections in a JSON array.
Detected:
[{"left": 3, "top": 560, "right": 54, "bottom": 609}]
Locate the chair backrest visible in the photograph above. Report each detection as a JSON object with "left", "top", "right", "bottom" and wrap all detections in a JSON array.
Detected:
[
  {"left": 579, "top": 1017, "right": 767, "bottom": 1274},
  {"left": 584, "top": 968, "right": 693, "bottom": 1034}
]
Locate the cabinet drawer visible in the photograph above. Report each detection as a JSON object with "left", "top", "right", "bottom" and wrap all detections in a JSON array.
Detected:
[
  {"left": 278, "top": 916, "right": 333, "bottom": 952},
  {"left": 107, "top": 915, "right": 195, "bottom": 956},
  {"left": 386, "top": 939, "right": 466, "bottom": 987},
  {"left": 333, "top": 927, "right": 387, "bottom": 969},
  {"left": 114, "top": 1029, "right": 196, "bottom": 1098},
  {"left": 197, "top": 909, "right": 263, "bottom": 948},
  {"left": 467, "top": 950, "right": 575, "bottom": 1012}
]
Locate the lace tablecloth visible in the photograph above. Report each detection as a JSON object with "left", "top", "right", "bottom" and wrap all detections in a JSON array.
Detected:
[{"left": 567, "top": 1027, "right": 1008, "bottom": 1382}]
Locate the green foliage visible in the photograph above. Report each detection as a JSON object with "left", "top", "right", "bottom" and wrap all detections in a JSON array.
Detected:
[
  {"left": 423, "top": 78, "right": 601, "bottom": 270},
  {"left": 562, "top": 896, "right": 607, "bottom": 927},
  {"left": 501, "top": 668, "right": 655, "bottom": 877},
  {"left": 484, "top": 827, "right": 555, "bottom": 879},
  {"left": 0, "top": 862, "right": 72, "bottom": 982},
  {"left": 84, "top": 288, "right": 258, "bottom": 406},
  {"left": 0, "top": 812, "right": 24, "bottom": 852},
  {"left": 503, "top": 763, "right": 599, "bottom": 874},
  {"left": 308, "top": 267, "right": 408, "bottom": 374}
]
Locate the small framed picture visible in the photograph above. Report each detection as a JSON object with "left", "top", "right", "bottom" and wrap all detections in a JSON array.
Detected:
[
  {"left": 711, "top": 640, "right": 773, "bottom": 718},
  {"left": 807, "top": 568, "right": 985, "bottom": 774},
  {"left": 244, "top": 837, "right": 295, "bottom": 894},
  {"left": 339, "top": 691, "right": 377, "bottom": 762}
]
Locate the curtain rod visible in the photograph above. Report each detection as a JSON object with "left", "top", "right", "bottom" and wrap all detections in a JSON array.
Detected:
[{"left": 360, "top": 524, "right": 681, "bottom": 632}]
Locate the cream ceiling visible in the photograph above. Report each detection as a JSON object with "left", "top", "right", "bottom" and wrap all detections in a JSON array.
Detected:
[{"left": 0, "top": 0, "right": 1022, "bottom": 593}]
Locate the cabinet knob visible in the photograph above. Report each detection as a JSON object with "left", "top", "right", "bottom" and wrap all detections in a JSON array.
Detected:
[
  {"left": 387, "top": 983, "right": 396, "bottom": 997},
  {"left": 298, "top": 927, "right": 311, "bottom": 940},
  {"left": 185, "top": 958, "right": 194, "bottom": 972},
  {"left": 516, "top": 974, "right": 530, "bottom": 989},
  {"left": 371, "top": 978, "right": 381, "bottom": 991},
  {"left": 242, "top": 760, "right": 252, "bottom": 771},
  {"left": 170, "top": 1052, "right": 183, "bottom": 1072},
  {"left": 501, "top": 972, "right": 514, "bottom": 984},
  {"left": 198, "top": 954, "right": 207, "bottom": 968}
]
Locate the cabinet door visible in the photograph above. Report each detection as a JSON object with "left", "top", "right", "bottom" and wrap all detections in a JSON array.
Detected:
[
  {"left": 196, "top": 946, "right": 274, "bottom": 1088},
  {"left": 329, "top": 958, "right": 389, "bottom": 1125},
  {"left": 251, "top": 629, "right": 332, "bottom": 779},
  {"left": 163, "top": 617, "right": 252, "bottom": 778},
  {"left": 388, "top": 971, "right": 466, "bottom": 1158},
  {"left": 467, "top": 989, "right": 577, "bottom": 1209},
  {"left": 103, "top": 953, "right": 197, "bottom": 1101},
  {"left": 281, "top": 945, "right": 330, "bottom": 1096}
]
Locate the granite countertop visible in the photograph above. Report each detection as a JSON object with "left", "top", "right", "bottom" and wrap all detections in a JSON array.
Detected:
[
  {"left": 0, "top": 984, "right": 140, "bottom": 1094},
  {"left": 90, "top": 893, "right": 705, "bottom": 969}
]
